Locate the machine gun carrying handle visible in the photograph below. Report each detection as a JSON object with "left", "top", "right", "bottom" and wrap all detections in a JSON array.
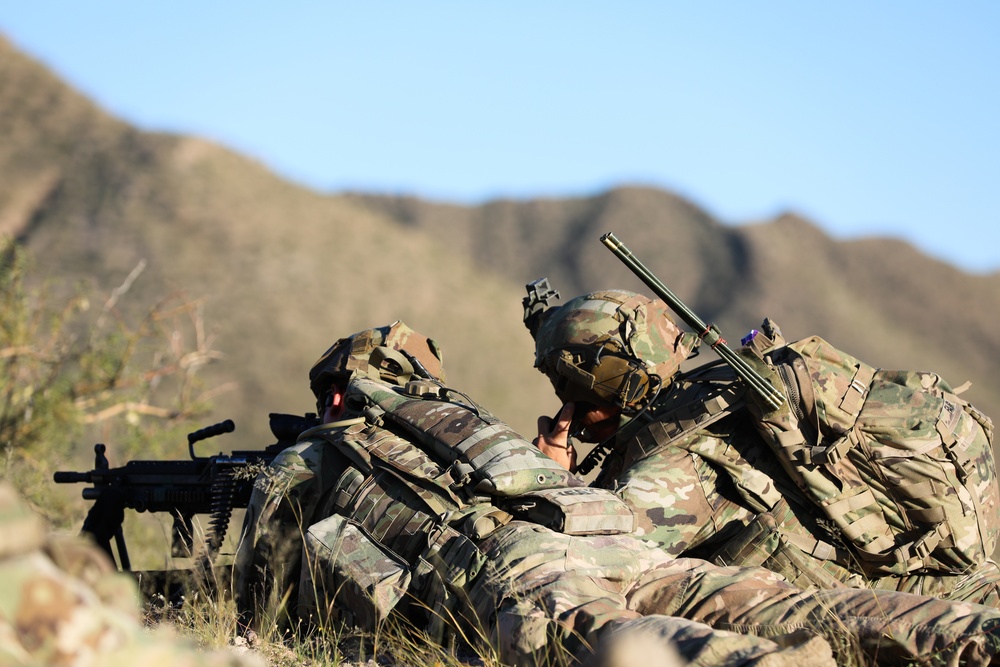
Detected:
[
  {"left": 53, "top": 470, "right": 90, "bottom": 484},
  {"left": 187, "top": 419, "right": 235, "bottom": 459}
]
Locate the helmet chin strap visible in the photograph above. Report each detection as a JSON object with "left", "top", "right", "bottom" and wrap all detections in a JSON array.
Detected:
[{"left": 574, "top": 375, "right": 663, "bottom": 476}]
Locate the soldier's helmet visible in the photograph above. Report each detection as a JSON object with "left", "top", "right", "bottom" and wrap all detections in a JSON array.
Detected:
[
  {"left": 526, "top": 286, "right": 697, "bottom": 413},
  {"left": 309, "top": 321, "right": 446, "bottom": 404}
]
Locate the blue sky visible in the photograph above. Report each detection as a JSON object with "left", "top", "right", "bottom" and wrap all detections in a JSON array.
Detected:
[{"left": 1, "top": 2, "right": 997, "bottom": 273}]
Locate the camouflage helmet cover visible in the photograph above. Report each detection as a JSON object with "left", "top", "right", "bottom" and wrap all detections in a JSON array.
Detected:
[
  {"left": 531, "top": 289, "right": 697, "bottom": 410},
  {"left": 309, "top": 320, "right": 446, "bottom": 400}
]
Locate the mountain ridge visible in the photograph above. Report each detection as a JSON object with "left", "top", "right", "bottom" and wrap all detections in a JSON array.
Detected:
[{"left": 2, "top": 33, "right": 997, "bottom": 448}]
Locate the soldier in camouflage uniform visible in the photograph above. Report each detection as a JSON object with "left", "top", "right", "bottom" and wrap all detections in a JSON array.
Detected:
[
  {"left": 0, "top": 481, "right": 259, "bottom": 667},
  {"left": 525, "top": 286, "right": 1000, "bottom": 607},
  {"left": 235, "top": 321, "right": 1000, "bottom": 666}
]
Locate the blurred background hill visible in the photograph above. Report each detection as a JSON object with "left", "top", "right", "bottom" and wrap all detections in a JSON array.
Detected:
[{"left": 3, "top": 33, "right": 999, "bottom": 452}]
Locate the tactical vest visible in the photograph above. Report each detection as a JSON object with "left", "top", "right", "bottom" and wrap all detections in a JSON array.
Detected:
[
  {"left": 296, "top": 375, "right": 635, "bottom": 634},
  {"left": 739, "top": 324, "right": 1000, "bottom": 577}
]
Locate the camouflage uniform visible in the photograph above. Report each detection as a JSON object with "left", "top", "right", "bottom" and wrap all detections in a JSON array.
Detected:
[
  {"left": 526, "top": 287, "right": 1000, "bottom": 607},
  {"left": 235, "top": 322, "right": 1000, "bottom": 666},
  {"left": 598, "top": 396, "right": 1000, "bottom": 603},
  {"left": 0, "top": 482, "right": 258, "bottom": 667}
]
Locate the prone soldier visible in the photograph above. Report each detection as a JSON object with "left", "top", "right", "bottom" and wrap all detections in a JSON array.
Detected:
[
  {"left": 235, "top": 321, "right": 1000, "bottom": 666},
  {"left": 524, "top": 259, "right": 1000, "bottom": 605}
]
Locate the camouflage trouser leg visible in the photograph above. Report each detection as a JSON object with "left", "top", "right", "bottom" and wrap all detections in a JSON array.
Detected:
[
  {"left": 870, "top": 558, "right": 1000, "bottom": 609},
  {"left": 474, "top": 524, "right": 835, "bottom": 667},
  {"left": 628, "top": 557, "right": 1000, "bottom": 666}
]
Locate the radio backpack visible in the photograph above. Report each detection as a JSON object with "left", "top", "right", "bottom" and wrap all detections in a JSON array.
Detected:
[
  {"left": 742, "top": 321, "right": 1000, "bottom": 577},
  {"left": 595, "top": 232, "right": 1000, "bottom": 577}
]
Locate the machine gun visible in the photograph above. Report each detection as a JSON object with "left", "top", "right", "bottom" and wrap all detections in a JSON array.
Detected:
[{"left": 54, "top": 412, "right": 320, "bottom": 571}]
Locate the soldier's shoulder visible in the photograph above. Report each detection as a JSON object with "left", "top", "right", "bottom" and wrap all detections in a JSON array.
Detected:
[{"left": 0, "top": 481, "right": 263, "bottom": 667}]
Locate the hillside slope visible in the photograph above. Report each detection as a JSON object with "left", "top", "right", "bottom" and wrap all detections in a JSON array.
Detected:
[
  {"left": 351, "top": 190, "right": 1000, "bottom": 423},
  {"left": 3, "top": 34, "right": 998, "bottom": 450},
  {"left": 0, "top": 35, "right": 556, "bottom": 442}
]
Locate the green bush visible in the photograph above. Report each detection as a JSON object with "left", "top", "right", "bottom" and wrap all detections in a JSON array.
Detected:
[{"left": 0, "top": 238, "right": 223, "bottom": 522}]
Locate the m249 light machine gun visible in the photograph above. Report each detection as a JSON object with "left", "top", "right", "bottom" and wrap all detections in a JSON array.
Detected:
[{"left": 54, "top": 413, "right": 319, "bottom": 571}]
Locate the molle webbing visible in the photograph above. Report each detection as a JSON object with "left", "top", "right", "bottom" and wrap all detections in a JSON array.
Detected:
[
  {"left": 329, "top": 421, "right": 516, "bottom": 563},
  {"left": 348, "top": 377, "right": 581, "bottom": 496},
  {"left": 749, "top": 333, "right": 1000, "bottom": 576},
  {"left": 350, "top": 472, "right": 438, "bottom": 563},
  {"left": 629, "top": 382, "right": 745, "bottom": 469}
]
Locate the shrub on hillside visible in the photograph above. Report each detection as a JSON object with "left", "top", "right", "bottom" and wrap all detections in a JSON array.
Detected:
[{"left": 0, "top": 238, "right": 227, "bottom": 522}]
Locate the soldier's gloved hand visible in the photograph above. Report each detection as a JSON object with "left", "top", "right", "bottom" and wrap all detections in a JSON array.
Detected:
[{"left": 534, "top": 403, "right": 577, "bottom": 472}]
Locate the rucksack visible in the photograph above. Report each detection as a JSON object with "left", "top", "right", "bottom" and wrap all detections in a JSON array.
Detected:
[{"left": 740, "top": 320, "right": 1000, "bottom": 576}]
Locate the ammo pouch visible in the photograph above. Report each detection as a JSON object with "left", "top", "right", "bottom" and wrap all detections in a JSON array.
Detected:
[
  {"left": 500, "top": 487, "right": 636, "bottom": 536},
  {"left": 298, "top": 513, "right": 412, "bottom": 630}
]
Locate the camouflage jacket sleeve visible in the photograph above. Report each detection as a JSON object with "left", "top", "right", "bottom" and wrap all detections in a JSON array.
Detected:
[
  {"left": 234, "top": 437, "right": 331, "bottom": 624},
  {"left": 609, "top": 428, "right": 756, "bottom": 555},
  {"left": 603, "top": 411, "right": 794, "bottom": 556}
]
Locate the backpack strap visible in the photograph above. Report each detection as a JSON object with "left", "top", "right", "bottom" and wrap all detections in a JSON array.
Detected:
[
  {"left": 839, "top": 364, "right": 877, "bottom": 414},
  {"left": 628, "top": 382, "right": 746, "bottom": 468},
  {"left": 780, "top": 530, "right": 848, "bottom": 562}
]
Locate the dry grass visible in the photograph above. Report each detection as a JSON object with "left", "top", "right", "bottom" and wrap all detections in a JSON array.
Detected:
[{"left": 140, "top": 565, "right": 510, "bottom": 667}]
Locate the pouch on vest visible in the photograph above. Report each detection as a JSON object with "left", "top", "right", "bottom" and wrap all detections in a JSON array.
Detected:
[
  {"left": 298, "top": 513, "right": 411, "bottom": 630},
  {"left": 499, "top": 487, "right": 636, "bottom": 535}
]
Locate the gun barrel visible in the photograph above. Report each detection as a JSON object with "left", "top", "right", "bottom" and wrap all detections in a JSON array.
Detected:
[
  {"left": 600, "top": 232, "right": 710, "bottom": 334},
  {"left": 600, "top": 232, "right": 785, "bottom": 410},
  {"left": 53, "top": 471, "right": 92, "bottom": 484}
]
